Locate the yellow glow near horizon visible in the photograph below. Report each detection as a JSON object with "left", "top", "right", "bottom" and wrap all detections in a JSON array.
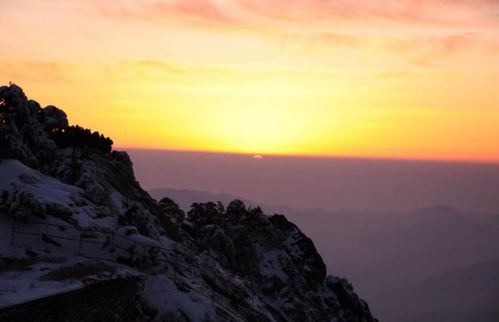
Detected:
[{"left": 1, "top": 0, "right": 499, "bottom": 162}]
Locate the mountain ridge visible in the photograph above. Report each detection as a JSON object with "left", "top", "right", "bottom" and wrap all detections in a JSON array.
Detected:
[
  {"left": 146, "top": 186, "right": 499, "bottom": 322},
  {"left": 0, "top": 83, "right": 376, "bottom": 322}
]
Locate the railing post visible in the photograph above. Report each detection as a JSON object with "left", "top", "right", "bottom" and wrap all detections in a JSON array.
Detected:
[
  {"left": 78, "top": 230, "right": 82, "bottom": 256},
  {"left": 10, "top": 221, "right": 15, "bottom": 246},
  {"left": 251, "top": 279, "right": 254, "bottom": 311},
  {"left": 174, "top": 252, "right": 178, "bottom": 282}
]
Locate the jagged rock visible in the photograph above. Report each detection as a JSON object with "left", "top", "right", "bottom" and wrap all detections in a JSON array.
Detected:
[
  {"left": 269, "top": 214, "right": 327, "bottom": 284},
  {"left": 40, "top": 105, "right": 68, "bottom": 131},
  {"left": 6, "top": 190, "right": 47, "bottom": 219},
  {"left": 182, "top": 200, "right": 376, "bottom": 321},
  {"left": 0, "top": 84, "right": 376, "bottom": 322},
  {"left": 0, "top": 83, "right": 164, "bottom": 238},
  {"left": 0, "top": 83, "right": 28, "bottom": 107},
  {"left": 158, "top": 197, "right": 185, "bottom": 224}
]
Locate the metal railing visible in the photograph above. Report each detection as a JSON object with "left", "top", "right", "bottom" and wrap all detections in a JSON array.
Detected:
[{"left": 10, "top": 219, "right": 267, "bottom": 322}]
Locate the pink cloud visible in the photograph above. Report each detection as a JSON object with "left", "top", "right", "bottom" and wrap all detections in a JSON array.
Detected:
[
  {"left": 95, "top": 0, "right": 499, "bottom": 28},
  {"left": 86, "top": 0, "right": 499, "bottom": 66}
]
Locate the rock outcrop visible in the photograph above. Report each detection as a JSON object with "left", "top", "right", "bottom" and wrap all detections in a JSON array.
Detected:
[
  {"left": 0, "top": 83, "right": 162, "bottom": 237},
  {"left": 0, "top": 83, "right": 376, "bottom": 322}
]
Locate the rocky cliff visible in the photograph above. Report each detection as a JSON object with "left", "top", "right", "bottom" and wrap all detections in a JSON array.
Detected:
[{"left": 0, "top": 83, "right": 376, "bottom": 322}]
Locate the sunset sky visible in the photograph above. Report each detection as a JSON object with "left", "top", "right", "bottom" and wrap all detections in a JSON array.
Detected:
[{"left": 1, "top": 0, "right": 499, "bottom": 162}]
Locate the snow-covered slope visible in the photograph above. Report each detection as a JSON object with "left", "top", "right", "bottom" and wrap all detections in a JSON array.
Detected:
[
  {"left": 0, "top": 159, "right": 80, "bottom": 206},
  {"left": 0, "top": 159, "right": 108, "bottom": 228},
  {"left": 0, "top": 83, "right": 376, "bottom": 321}
]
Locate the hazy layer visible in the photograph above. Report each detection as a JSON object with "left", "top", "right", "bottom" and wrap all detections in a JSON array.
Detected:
[{"left": 129, "top": 149, "right": 499, "bottom": 214}]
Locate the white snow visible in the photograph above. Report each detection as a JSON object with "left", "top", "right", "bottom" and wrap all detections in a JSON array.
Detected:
[
  {"left": 0, "top": 264, "right": 82, "bottom": 308},
  {"left": 0, "top": 256, "right": 138, "bottom": 308},
  {"left": 0, "top": 159, "right": 331, "bottom": 321},
  {"left": 0, "top": 159, "right": 81, "bottom": 207},
  {"left": 0, "top": 159, "right": 117, "bottom": 231},
  {"left": 143, "top": 275, "right": 215, "bottom": 321}
]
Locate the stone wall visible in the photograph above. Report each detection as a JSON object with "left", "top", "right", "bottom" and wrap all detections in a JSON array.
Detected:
[{"left": 0, "top": 277, "right": 153, "bottom": 322}]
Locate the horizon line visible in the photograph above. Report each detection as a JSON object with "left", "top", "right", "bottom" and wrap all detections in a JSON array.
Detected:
[{"left": 116, "top": 146, "right": 499, "bottom": 166}]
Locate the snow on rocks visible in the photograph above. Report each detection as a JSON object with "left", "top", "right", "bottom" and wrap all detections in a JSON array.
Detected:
[{"left": 0, "top": 84, "right": 376, "bottom": 321}]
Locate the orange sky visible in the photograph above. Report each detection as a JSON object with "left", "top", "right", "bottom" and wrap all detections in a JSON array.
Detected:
[{"left": 1, "top": 0, "right": 499, "bottom": 162}]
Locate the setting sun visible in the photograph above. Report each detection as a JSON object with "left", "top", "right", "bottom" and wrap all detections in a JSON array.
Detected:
[
  {"left": 2, "top": 2, "right": 499, "bottom": 322},
  {"left": 1, "top": 0, "right": 499, "bottom": 162}
]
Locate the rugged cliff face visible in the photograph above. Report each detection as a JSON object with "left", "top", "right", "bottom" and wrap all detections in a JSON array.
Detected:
[
  {"left": 0, "top": 84, "right": 376, "bottom": 322},
  {"left": 0, "top": 84, "right": 165, "bottom": 238}
]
